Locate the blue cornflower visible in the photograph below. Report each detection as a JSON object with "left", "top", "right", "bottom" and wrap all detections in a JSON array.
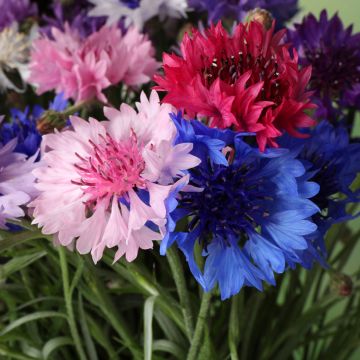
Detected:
[
  {"left": 287, "top": 10, "right": 360, "bottom": 121},
  {"left": 121, "top": 0, "right": 141, "bottom": 9},
  {"left": 188, "top": 0, "right": 298, "bottom": 27},
  {"left": 0, "top": 93, "right": 68, "bottom": 157},
  {"left": 280, "top": 120, "right": 360, "bottom": 231},
  {"left": 162, "top": 114, "right": 320, "bottom": 299}
]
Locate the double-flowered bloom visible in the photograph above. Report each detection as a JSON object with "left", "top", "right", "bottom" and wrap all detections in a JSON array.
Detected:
[
  {"left": 29, "top": 91, "right": 200, "bottom": 263},
  {"left": 29, "top": 24, "right": 158, "bottom": 103},
  {"left": 160, "top": 113, "right": 320, "bottom": 299},
  {"left": 155, "top": 21, "right": 316, "bottom": 151},
  {"left": 280, "top": 121, "right": 360, "bottom": 233},
  {"left": 287, "top": 10, "right": 360, "bottom": 120}
]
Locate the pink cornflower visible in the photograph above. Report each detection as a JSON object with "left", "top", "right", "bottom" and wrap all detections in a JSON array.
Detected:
[
  {"left": 29, "top": 91, "right": 200, "bottom": 262},
  {"left": 0, "top": 138, "right": 38, "bottom": 228},
  {"left": 29, "top": 25, "right": 159, "bottom": 103},
  {"left": 154, "top": 21, "right": 316, "bottom": 151}
]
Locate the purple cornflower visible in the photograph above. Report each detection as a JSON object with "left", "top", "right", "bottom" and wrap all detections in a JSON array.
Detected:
[
  {"left": 188, "top": 0, "right": 298, "bottom": 26},
  {"left": 288, "top": 10, "right": 360, "bottom": 121},
  {"left": 0, "top": 0, "right": 37, "bottom": 30}
]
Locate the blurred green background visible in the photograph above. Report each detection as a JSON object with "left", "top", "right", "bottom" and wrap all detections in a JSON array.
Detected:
[{"left": 301, "top": 0, "right": 359, "bottom": 31}]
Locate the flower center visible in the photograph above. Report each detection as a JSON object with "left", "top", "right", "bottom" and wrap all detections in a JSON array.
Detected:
[
  {"left": 203, "top": 52, "right": 283, "bottom": 104},
  {"left": 72, "top": 131, "right": 146, "bottom": 203},
  {"left": 305, "top": 47, "right": 360, "bottom": 96},
  {"left": 181, "top": 164, "right": 269, "bottom": 247}
]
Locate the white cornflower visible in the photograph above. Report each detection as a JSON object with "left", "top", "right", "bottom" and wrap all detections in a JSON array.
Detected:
[
  {"left": 0, "top": 23, "right": 34, "bottom": 92},
  {"left": 88, "top": 0, "right": 188, "bottom": 30}
]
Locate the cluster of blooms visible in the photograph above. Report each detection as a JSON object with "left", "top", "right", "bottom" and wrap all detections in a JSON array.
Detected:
[{"left": 0, "top": 1, "right": 359, "bottom": 300}]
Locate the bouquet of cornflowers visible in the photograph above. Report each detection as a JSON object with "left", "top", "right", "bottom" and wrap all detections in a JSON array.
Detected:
[{"left": 0, "top": 0, "right": 359, "bottom": 359}]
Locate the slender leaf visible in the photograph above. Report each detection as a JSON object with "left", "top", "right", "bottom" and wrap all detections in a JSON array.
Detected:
[
  {"left": 144, "top": 295, "right": 157, "bottom": 360},
  {"left": 42, "top": 337, "right": 73, "bottom": 359}
]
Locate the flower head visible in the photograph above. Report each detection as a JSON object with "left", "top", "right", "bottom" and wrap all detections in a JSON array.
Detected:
[
  {"left": 29, "top": 25, "right": 159, "bottom": 103},
  {"left": 162, "top": 113, "right": 320, "bottom": 299},
  {"left": 155, "top": 21, "right": 316, "bottom": 151},
  {"left": 88, "top": 0, "right": 187, "bottom": 30},
  {"left": 0, "top": 93, "right": 68, "bottom": 157},
  {"left": 42, "top": 0, "right": 107, "bottom": 39},
  {"left": 280, "top": 120, "right": 360, "bottom": 230},
  {"left": 29, "top": 91, "right": 200, "bottom": 263},
  {"left": 0, "top": 0, "right": 37, "bottom": 31},
  {"left": 0, "top": 137, "right": 38, "bottom": 229},
  {"left": 188, "top": 0, "right": 298, "bottom": 26},
  {"left": 287, "top": 11, "right": 360, "bottom": 119}
]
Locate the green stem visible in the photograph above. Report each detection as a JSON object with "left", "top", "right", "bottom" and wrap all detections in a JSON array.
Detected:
[
  {"left": 186, "top": 290, "right": 212, "bottom": 360},
  {"left": 85, "top": 263, "right": 143, "bottom": 360},
  {"left": 167, "top": 247, "right": 194, "bottom": 340},
  {"left": 62, "top": 101, "right": 92, "bottom": 117},
  {"left": 59, "top": 247, "right": 87, "bottom": 360}
]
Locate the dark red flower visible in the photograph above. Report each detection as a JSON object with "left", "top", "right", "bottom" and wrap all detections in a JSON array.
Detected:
[{"left": 154, "top": 21, "right": 316, "bottom": 151}]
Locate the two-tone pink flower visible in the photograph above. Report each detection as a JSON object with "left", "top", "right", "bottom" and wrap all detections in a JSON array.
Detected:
[{"left": 30, "top": 91, "right": 201, "bottom": 262}]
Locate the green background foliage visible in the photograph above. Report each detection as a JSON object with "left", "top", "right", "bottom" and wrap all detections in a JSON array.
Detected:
[{"left": 300, "top": 0, "right": 359, "bottom": 31}]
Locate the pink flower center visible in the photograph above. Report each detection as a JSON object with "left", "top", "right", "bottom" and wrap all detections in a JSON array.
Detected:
[{"left": 72, "top": 131, "right": 146, "bottom": 202}]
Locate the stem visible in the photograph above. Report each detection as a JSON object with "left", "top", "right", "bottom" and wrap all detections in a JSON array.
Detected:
[
  {"left": 186, "top": 290, "right": 212, "bottom": 360},
  {"left": 59, "top": 247, "right": 87, "bottom": 360},
  {"left": 346, "top": 107, "right": 356, "bottom": 131},
  {"left": 62, "top": 101, "right": 92, "bottom": 117},
  {"left": 167, "top": 247, "right": 194, "bottom": 340},
  {"left": 86, "top": 263, "right": 143, "bottom": 360}
]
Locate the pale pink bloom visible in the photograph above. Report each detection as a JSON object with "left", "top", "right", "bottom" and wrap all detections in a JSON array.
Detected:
[
  {"left": 0, "top": 139, "right": 38, "bottom": 228},
  {"left": 29, "top": 25, "right": 159, "bottom": 103},
  {"left": 29, "top": 91, "right": 200, "bottom": 262}
]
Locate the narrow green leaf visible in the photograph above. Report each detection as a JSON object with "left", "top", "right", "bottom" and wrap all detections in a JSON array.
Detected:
[
  {"left": 0, "top": 231, "right": 43, "bottom": 252},
  {"left": 154, "top": 309, "right": 187, "bottom": 346},
  {"left": 69, "top": 256, "right": 85, "bottom": 296},
  {"left": 0, "top": 251, "right": 47, "bottom": 279},
  {"left": 144, "top": 295, "right": 157, "bottom": 360},
  {"left": 42, "top": 337, "right": 73, "bottom": 360},
  {"left": 153, "top": 340, "right": 187, "bottom": 360},
  {"left": 78, "top": 294, "right": 98, "bottom": 360},
  {"left": 0, "top": 345, "right": 37, "bottom": 360},
  {"left": 0, "top": 311, "right": 66, "bottom": 336}
]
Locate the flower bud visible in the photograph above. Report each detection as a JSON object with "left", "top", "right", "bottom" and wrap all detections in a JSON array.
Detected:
[
  {"left": 37, "top": 110, "right": 68, "bottom": 134},
  {"left": 330, "top": 273, "right": 353, "bottom": 297},
  {"left": 246, "top": 8, "right": 274, "bottom": 30}
]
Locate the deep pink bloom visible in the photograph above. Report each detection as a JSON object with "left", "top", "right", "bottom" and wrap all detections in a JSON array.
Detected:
[
  {"left": 29, "top": 25, "right": 159, "bottom": 103},
  {"left": 29, "top": 91, "right": 200, "bottom": 263},
  {"left": 154, "top": 21, "right": 316, "bottom": 151},
  {"left": 0, "top": 138, "right": 38, "bottom": 228}
]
